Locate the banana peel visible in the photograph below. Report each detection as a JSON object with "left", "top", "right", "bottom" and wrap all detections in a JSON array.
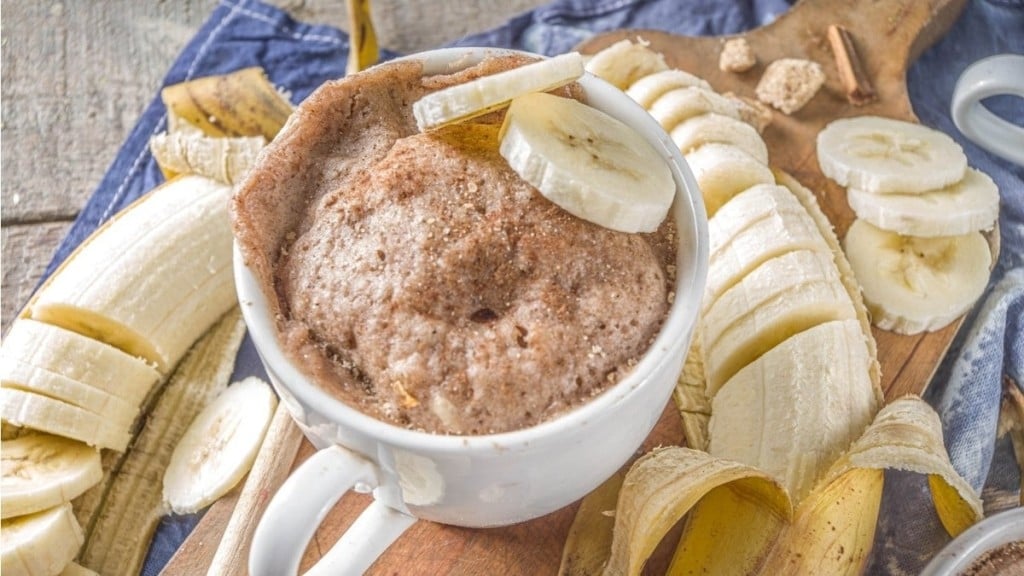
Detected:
[
  {"left": 346, "top": 0, "right": 380, "bottom": 75},
  {"left": 160, "top": 67, "right": 292, "bottom": 142},
  {"left": 149, "top": 132, "right": 266, "bottom": 186},
  {"left": 565, "top": 396, "right": 982, "bottom": 576},
  {"left": 559, "top": 469, "right": 626, "bottom": 576}
]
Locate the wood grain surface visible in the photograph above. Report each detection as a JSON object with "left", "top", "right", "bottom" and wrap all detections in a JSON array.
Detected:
[{"left": 0, "top": 0, "right": 547, "bottom": 335}]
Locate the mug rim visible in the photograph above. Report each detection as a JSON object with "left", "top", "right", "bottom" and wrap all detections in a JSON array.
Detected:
[{"left": 234, "top": 46, "right": 709, "bottom": 455}]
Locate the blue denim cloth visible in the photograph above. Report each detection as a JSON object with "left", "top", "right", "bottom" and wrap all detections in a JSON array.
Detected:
[{"left": 38, "top": 1, "right": 1020, "bottom": 574}]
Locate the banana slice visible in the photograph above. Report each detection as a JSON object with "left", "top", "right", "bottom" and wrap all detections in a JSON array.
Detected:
[
  {"left": 0, "top": 319, "right": 159, "bottom": 408},
  {"left": 498, "top": 91, "right": 675, "bottom": 233},
  {"left": 701, "top": 249, "right": 857, "bottom": 396},
  {"left": 1, "top": 360, "right": 139, "bottom": 425},
  {"left": 163, "top": 376, "right": 278, "bottom": 514},
  {"left": 705, "top": 185, "right": 831, "bottom": 312},
  {"left": 648, "top": 87, "right": 743, "bottom": 132},
  {"left": 683, "top": 143, "right": 775, "bottom": 217},
  {"left": 1, "top": 503, "right": 83, "bottom": 576},
  {"left": 817, "top": 115, "right": 967, "bottom": 194},
  {"left": 0, "top": 388, "right": 132, "bottom": 451},
  {"left": 846, "top": 167, "right": 1000, "bottom": 237},
  {"left": 28, "top": 176, "right": 235, "bottom": 374},
  {"left": 670, "top": 113, "right": 769, "bottom": 164},
  {"left": 709, "top": 319, "right": 878, "bottom": 504},
  {"left": 1, "top": 433, "right": 102, "bottom": 519},
  {"left": 625, "top": 69, "right": 711, "bottom": 108},
  {"left": 842, "top": 219, "right": 992, "bottom": 334},
  {"left": 583, "top": 39, "right": 669, "bottom": 90},
  {"left": 412, "top": 52, "right": 584, "bottom": 131}
]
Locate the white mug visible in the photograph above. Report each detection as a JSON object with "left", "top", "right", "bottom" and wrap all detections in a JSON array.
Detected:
[
  {"left": 951, "top": 53, "right": 1024, "bottom": 165},
  {"left": 237, "top": 47, "right": 709, "bottom": 575}
]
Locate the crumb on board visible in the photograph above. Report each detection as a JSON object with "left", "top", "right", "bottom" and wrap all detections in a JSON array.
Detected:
[
  {"left": 755, "top": 58, "right": 825, "bottom": 115},
  {"left": 719, "top": 37, "right": 756, "bottom": 73}
]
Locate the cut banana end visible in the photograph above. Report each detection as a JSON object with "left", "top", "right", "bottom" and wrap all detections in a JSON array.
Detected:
[
  {"left": 843, "top": 219, "right": 992, "bottom": 334},
  {"left": 701, "top": 249, "right": 857, "bottom": 395},
  {"left": 670, "top": 113, "right": 768, "bottom": 164},
  {"left": 498, "top": 91, "right": 675, "bottom": 233},
  {"left": 817, "top": 115, "right": 967, "bottom": 194},
  {"left": 846, "top": 167, "right": 1000, "bottom": 237},
  {"left": 0, "top": 388, "right": 132, "bottom": 451},
  {"left": 625, "top": 69, "right": 711, "bottom": 109},
  {"left": 683, "top": 143, "right": 775, "bottom": 217},
  {"left": 708, "top": 320, "right": 879, "bottom": 504},
  {"left": 28, "top": 175, "right": 236, "bottom": 373},
  {"left": 163, "top": 376, "right": 278, "bottom": 514},
  {"left": 1, "top": 503, "right": 83, "bottom": 576},
  {"left": 583, "top": 38, "right": 669, "bottom": 90},
  {"left": 0, "top": 319, "right": 159, "bottom": 408},
  {"left": 413, "top": 52, "right": 584, "bottom": 131},
  {"left": 1, "top": 433, "right": 102, "bottom": 519},
  {"left": 705, "top": 184, "right": 831, "bottom": 311},
  {"left": 648, "top": 87, "right": 743, "bottom": 133}
]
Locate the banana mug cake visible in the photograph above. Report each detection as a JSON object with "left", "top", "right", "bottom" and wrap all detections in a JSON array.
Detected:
[{"left": 231, "top": 54, "right": 678, "bottom": 435}]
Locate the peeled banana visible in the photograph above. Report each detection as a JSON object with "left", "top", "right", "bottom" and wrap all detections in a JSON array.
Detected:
[
  {"left": 1, "top": 434, "right": 102, "bottom": 519},
  {"left": 1, "top": 503, "right": 83, "bottom": 576}
]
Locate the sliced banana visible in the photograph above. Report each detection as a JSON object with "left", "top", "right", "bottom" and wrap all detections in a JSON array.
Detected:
[
  {"left": 670, "top": 113, "right": 769, "bottom": 164},
  {"left": 59, "top": 563, "right": 99, "bottom": 576},
  {"left": 701, "top": 249, "right": 857, "bottom": 396},
  {"left": 28, "top": 175, "right": 235, "bottom": 373},
  {"left": 817, "top": 115, "right": 967, "bottom": 194},
  {"left": 846, "top": 167, "right": 1000, "bottom": 237},
  {"left": 1, "top": 503, "right": 83, "bottom": 576},
  {"left": 498, "top": 91, "right": 675, "bottom": 233},
  {"left": 842, "top": 219, "right": 992, "bottom": 334},
  {"left": 1, "top": 433, "right": 102, "bottom": 519},
  {"left": 705, "top": 186, "right": 831, "bottom": 312},
  {"left": 683, "top": 143, "right": 775, "bottom": 217},
  {"left": 1, "top": 360, "right": 139, "bottom": 425},
  {"left": 0, "top": 319, "right": 159, "bottom": 408},
  {"left": 0, "top": 388, "right": 132, "bottom": 451},
  {"left": 583, "top": 39, "right": 669, "bottom": 90},
  {"left": 413, "top": 52, "right": 584, "bottom": 131},
  {"left": 709, "top": 319, "right": 878, "bottom": 504},
  {"left": 625, "top": 69, "right": 711, "bottom": 108},
  {"left": 648, "top": 87, "right": 743, "bottom": 132},
  {"left": 163, "top": 376, "right": 278, "bottom": 514}
]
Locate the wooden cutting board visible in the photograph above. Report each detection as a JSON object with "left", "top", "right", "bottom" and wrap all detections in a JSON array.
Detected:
[{"left": 160, "top": 0, "right": 975, "bottom": 573}]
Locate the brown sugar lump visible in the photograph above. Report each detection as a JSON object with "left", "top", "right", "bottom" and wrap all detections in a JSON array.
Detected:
[
  {"left": 755, "top": 58, "right": 825, "bottom": 114},
  {"left": 719, "top": 38, "right": 756, "bottom": 73}
]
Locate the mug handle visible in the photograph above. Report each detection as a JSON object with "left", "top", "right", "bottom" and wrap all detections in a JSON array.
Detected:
[
  {"left": 249, "top": 444, "right": 418, "bottom": 576},
  {"left": 951, "top": 54, "right": 1024, "bottom": 165}
]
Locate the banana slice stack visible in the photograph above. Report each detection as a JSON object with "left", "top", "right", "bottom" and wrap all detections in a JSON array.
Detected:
[
  {"left": 817, "top": 115, "right": 999, "bottom": 334},
  {"left": 556, "top": 39, "right": 990, "bottom": 576}
]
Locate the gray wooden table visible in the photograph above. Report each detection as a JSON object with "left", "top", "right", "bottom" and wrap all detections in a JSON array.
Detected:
[{"left": 1, "top": 0, "right": 545, "bottom": 335}]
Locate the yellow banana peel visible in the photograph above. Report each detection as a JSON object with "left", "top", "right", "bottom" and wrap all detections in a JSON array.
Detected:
[
  {"left": 559, "top": 469, "right": 626, "bottom": 576},
  {"left": 346, "top": 0, "right": 380, "bottom": 75},
  {"left": 160, "top": 67, "right": 293, "bottom": 141}
]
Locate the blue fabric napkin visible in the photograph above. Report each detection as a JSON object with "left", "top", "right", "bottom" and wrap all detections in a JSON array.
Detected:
[{"left": 40, "top": 0, "right": 1021, "bottom": 574}]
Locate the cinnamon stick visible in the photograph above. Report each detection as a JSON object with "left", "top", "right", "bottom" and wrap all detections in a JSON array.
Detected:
[{"left": 827, "top": 24, "right": 877, "bottom": 105}]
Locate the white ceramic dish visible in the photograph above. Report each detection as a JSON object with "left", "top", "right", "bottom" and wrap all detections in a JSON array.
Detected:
[
  {"left": 920, "top": 506, "right": 1024, "bottom": 576},
  {"left": 238, "top": 47, "right": 708, "bottom": 575}
]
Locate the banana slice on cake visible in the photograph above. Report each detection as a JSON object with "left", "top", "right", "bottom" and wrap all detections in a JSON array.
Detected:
[
  {"left": 1, "top": 433, "right": 102, "bottom": 519},
  {"left": 684, "top": 143, "right": 775, "bottom": 216},
  {"left": 163, "top": 376, "right": 277, "bottom": 514},
  {"left": 842, "top": 219, "right": 992, "bottom": 334},
  {"left": 817, "top": 115, "right": 967, "bottom": 194},
  {"left": 701, "top": 249, "right": 858, "bottom": 396},
  {"left": 709, "top": 319, "right": 878, "bottom": 503},
  {"left": 625, "top": 68, "right": 712, "bottom": 108},
  {"left": 413, "top": 52, "right": 584, "bottom": 131},
  {"left": 498, "top": 91, "right": 675, "bottom": 233},
  {"left": 1, "top": 503, "right": 83, "bottom": 576},
  {"left": 583, "top": 38, "right": 669, "bottom": 90},
  {"left": 846, "top": 167, "right": 1000, "bottom": 237}
]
